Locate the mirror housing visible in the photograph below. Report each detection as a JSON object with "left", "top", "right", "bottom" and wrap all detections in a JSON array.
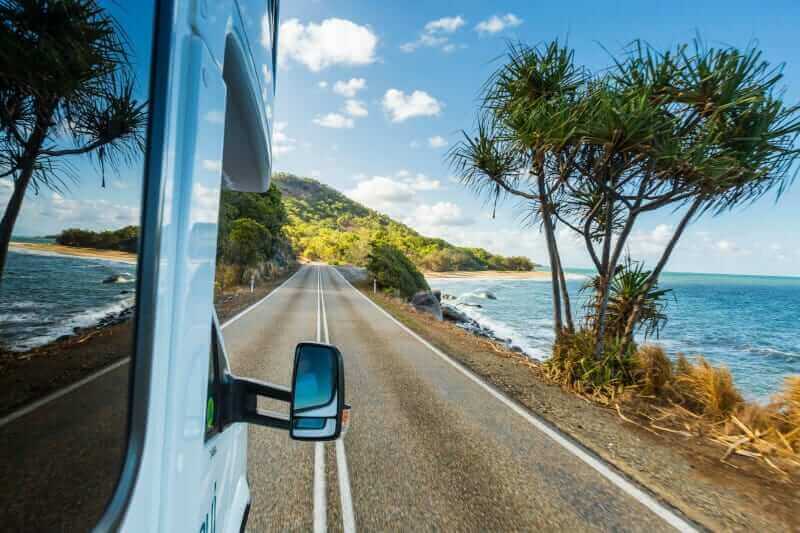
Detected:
[{"left": 290, "top": 342, "right": 345, "bottom": 441}]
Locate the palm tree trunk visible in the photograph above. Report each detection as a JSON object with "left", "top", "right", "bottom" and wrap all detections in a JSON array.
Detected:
[
  {"left": 0, "top": 105, "right": 52, "bottom": 283},
  {"left": 555, "top": 250, "right": 574, "bottom": 333},
  {"left": 620, "top": 198, "right": 702, "bottom": 350},
  {"left": 0, "top": 166, "right": 34, "bottom": 282},
  {"left": 593, "top": 193, "right": 615, "bottom": 358},
  {"left": 537, "top": 172, "right": 563, "bottom": 336}
]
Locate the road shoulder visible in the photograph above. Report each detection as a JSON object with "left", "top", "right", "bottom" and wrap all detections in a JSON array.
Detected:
[{"left": 351, "top": 281, "right": 798, "bottom": 532}]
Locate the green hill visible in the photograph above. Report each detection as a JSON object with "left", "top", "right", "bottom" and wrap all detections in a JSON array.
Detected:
[{"left": 273, "top": 173, "right": 536, "bottom": 272}]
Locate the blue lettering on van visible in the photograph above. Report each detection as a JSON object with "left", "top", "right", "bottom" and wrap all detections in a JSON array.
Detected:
[{"left": 199, "top": 483, "right": 217, "bottom": 533}]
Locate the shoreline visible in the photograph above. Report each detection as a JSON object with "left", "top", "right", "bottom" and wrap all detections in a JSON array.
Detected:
[
  {"left": 350, "top": 281, "right": 799, "bottom": 531},
  {"left": 0, "top": 266, "right": 299, "bottom": 419},
  {"left": 424, "top": 270, "right": 553, "bottom": 280},
  {"left": 9, "top": 241, "right": 137, "bottom": 264}
]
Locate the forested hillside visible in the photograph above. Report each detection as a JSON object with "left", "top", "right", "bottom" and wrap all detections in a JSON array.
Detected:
[{"left": 274, "top": 173, "right": 535, "bottom": 272}]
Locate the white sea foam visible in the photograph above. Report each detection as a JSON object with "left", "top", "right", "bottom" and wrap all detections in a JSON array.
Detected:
[
  {"left": 6, "top": 296, "right": 135, "bottom": 351},
  {"left": 449, "top": 301, "right": 550, "bottom": 360}
]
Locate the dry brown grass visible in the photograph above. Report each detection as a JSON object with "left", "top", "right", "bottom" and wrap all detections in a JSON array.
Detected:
[
  {"left": 614, "top": 348, "right": 800, "bottom": 478},
  {"left": 633, "top": 345, "right": 673, "bottom": 396},
  {"left": 672, "top": 355, "right": 743, "bottom": 418}
]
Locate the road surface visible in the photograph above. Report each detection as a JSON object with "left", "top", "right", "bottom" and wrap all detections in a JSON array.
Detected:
[
  {"left": 0, "top": 263, "right": 694, "bottom": 531},
  {"left": 223, "top": 264, "right": 693, "bottom": 532}
]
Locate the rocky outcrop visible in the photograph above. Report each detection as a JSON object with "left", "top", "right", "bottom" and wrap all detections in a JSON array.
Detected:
[{"left": 411, "top": 291, "right": 442, "bottom": 321}]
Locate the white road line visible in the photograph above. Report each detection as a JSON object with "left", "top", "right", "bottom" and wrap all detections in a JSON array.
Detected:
[
  {"left": 0, "top": 358, "right": 129, "bottom": 428},
  {"left": 330, "top": 267, "right": 697, "bottom": 533},
  {"left": 221, "top": 266, "right": 305, "bottom": 329},
  {"left": 320, "top": 267, "right": 356, "bottom": 533},
  {"left": 0, "top": 266, "right": 306, "bottom": 429},
  {"left": 313, "top": 267, "right": 327, "bottom": 533},
  {"left": 313, "top": 442, "right": 326, "bottom": 533}
]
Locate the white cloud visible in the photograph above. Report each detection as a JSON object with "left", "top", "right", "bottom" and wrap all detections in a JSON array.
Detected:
[
  {"left": 204, "top": 110, "right": 225, "bottom": 124},
  {"left": 409, "top": 140, "right": 421, "bottom": 149},
  {"left": 408, "top": 202, "right": 473, "bottom": 228},
  {"left": 347, "top": 176, "right": 416, "bottom": 211},
  {"left": 333, "top": 78, "right": 366, "bottom": 97},
  {"left": 475, "top": 13, "right": 523, "bottom": 35},
  {"left": 425, "top": 16, "right": 465, "bottom": 34},
  {"left": 402, "top": 15, "right": 465, "bottom": 53},
  {"left": 202, "top": 159, "right": 222, "bottom": 173},
  {"left": 428, "top": 135, "right": 448, "bottom": 148},
  {"left": 344, "top": 99, "right": 368, "bottom": 117},
  {"left": 311, "top": 170, "right": 321, "bottom": 178},
  {"left": 273, "top": 121, "right": 296, "bottom": 156},
  {"left": 313, "top": 113, "right": 355, "bottom": 129},
  {"left": 278, "top": 18, "right": 378, "bottom": 72},
  {"left": 407, "top": 174, "right": 440, "bottom": 191},
  {"left": 382, "top": 89, "right": 442, "bottom": 122},
  {"left": 39, "top": 193, "right": 140, "bottom": 230},
  {"left": 318, "top": 81, "right": 328, "bottom": 89},
  {"left": 346, "top": 173, "right": 442, "bottom": 215}
]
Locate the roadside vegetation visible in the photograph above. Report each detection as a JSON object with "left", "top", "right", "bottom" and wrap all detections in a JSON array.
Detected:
[
  {"left": 56, "top": 226, "right": 139, "bottom": 253},
  {"left": 274, "top": 173, "right": 534, "bottom": 272},
  {"left": 214, "top": 184, "right": 293, "bottom": 293},
  {"left": 366, "top": 241, "right": 429, "bottom": 299},
  {"left": 449, "top": 38, "right": 800, "bottom": 476}
]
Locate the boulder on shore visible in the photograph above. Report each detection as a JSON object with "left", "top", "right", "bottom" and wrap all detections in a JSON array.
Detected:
[
  {"left": 474, "top": 290, "right": 497, "bottom": 300},
  {"left": 411, "top": 291, "right": 443, "bottom": 321},
  {"left": 441, "top": 304, "right": 470, "bottom": 323}
]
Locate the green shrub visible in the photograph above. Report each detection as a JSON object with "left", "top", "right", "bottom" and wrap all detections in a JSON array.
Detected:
[
  {"left": 545, "top": 329, "right": 637, "bottom": 397},
  {"left": 227, "top": 218, "right": 271, "bottom": 269},
  {"left": 366, "top": 241, "right": 429, "bottom": 299}
]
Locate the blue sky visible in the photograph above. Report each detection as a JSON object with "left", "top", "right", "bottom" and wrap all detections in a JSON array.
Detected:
[
  {"left": 272, "top": 0, "right": 800, "bottom": 276},
  {"left": 4, "top": 1, "right": 798, "bottom": 277}
]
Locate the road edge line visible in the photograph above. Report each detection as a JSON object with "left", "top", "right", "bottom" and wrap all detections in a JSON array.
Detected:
[
  {"left": 221, "top": 265, "right": 305, "bottom": 330},
  {"left": 331, "top": 267, "right": 696, "bottom": 533},
  {"left": 0, "top": 357, "right": 130, "bottom": 428}
]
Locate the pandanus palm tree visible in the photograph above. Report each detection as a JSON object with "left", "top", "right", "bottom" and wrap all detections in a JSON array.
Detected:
[
  {"left": 0, "top": 0, "right": 147, "bottom": 281},
  {"left": 450, "top": 38, "right": 800, "bottom": 363}
]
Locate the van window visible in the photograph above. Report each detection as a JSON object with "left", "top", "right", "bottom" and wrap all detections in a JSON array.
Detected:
[{"left": 0, "top": 0, "right": 157, "bottom": 530}]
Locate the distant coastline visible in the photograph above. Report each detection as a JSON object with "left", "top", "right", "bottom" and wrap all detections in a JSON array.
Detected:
[
  {"left": 425, "top": 270, "right": 579, "bottom": 281},
  {"left": 9, "top": 241, "right": 137, "bottom": 264}
]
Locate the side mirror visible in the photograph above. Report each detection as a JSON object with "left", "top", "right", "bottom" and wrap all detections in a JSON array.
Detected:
[{"left": 290, "top": 342, "right": 345, "bottom": 441}]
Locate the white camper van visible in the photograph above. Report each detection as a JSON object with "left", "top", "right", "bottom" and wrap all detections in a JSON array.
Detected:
[{"left": 0, "top": 0, "right": 346, "bottom": 531}]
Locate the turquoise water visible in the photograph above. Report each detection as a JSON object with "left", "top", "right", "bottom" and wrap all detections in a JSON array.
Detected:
[
  {"left": 0, "top": 246, "right": 136, "bottom": 351},
  {"left": 429, "top": 271, "right": 800, "bottom": 401}
]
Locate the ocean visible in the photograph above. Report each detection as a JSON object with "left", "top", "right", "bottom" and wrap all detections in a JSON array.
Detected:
[
  {"left": 0, "top": 243, "right": 136, "bottom": 352},
  {"left": 429, "top": 271, "right": 800, "bottom": 401}
]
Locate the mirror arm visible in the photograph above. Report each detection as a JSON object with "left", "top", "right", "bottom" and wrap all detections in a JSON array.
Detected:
[{"left": 221, "top": 374, "right": 292, "bottom": 431}]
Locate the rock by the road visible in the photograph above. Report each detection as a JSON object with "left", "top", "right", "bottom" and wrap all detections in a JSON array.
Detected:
[
  {"left": 442, "top": 304, "right": 470, "bottom": 323},
  {"left": 411, "top": 291, "right": 443, "bottom": 321}
]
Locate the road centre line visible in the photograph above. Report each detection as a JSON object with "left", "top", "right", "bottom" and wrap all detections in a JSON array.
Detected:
[
  {"left": 313, "top": 267, "right": 327, "bottom": 533},
  {"left": 330, "top": 267, "right": 697, "bottom": 533},
  {"left": 319, "top": 267, "right": 356, "bottom": 533}
]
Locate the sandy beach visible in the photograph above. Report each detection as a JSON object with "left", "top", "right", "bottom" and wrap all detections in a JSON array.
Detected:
[
  {"left": 424, "top": 269, "right": 552, "bottom": 280},
  {"left": 10, "top": 241, "right": 137, "bottom": 264}
]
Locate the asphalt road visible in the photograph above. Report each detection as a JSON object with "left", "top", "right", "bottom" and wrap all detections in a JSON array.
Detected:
[
  {"left": 0, "top": 263, "right": 694, "bottom": 531},
  {"left": 223, "top": 264, "right": 693, "bottom": 532}
]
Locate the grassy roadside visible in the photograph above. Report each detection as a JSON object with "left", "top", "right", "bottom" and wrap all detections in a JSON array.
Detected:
[{"left": 356, "top": 283, "right": 799, "bottom": 532}]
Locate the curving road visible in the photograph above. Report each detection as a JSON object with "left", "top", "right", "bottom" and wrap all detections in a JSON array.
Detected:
[{"left": 222, "top": 264, "right": 695, "bottom": 532}]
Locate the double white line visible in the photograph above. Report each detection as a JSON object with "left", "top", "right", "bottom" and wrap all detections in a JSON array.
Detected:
[{"left": 314, "top": 266, "right": 356, "bottom": 533}]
